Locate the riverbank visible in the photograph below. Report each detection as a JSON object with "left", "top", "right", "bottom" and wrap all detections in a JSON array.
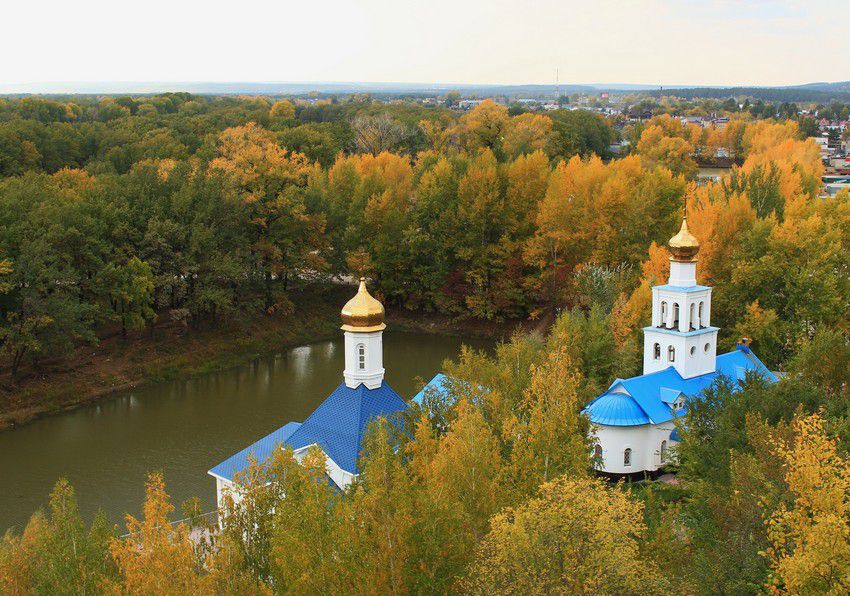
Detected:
[{"left": 0, "top": 284, "right": 524, "bottom": 431}]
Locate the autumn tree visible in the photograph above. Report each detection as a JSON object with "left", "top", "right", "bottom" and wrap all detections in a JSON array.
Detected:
[
  {"left": 765, "top": 412, "right": 850, "bottom": 593},
  {"left": 525, "top": 154, "right": 683, "bottom": 306},
  {"left": 210, "top": 123, "right": 327, "bottom": 311},
  {"left": 454, "top": 100, "right": 510, "bottom": 156},
  {"left": 0, "top": 479, "right": 116, "bottom": 594},
  {"left": 636, "top": 115, "right": 698, "bottom": 178},
  {"left": 269, "top": 99, "right": 295, "bottom": 122},
  {"left": 502, "top": 346, "right": 591, "bottom": 500},
  {"left": 428, "top": 399, "right": 503, "bottom": 539},
  {"left": 109, "top": 473, "right": 204, "bottom": 593},
  {"left": 267, "top": 447, "right": 352, "bottom": 591},
  {"left": 462, "top": 476, "right": 661, "bottom": 594},
  {"left": 502, "top": 113, "right": 553, "bottom": 160},
  {"left": 351, "top": 113, "right": 412, "bottom": 155}
]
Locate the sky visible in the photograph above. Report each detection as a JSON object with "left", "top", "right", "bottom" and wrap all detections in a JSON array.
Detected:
[{"left": 2, "top": 0, "right": 848, "bottom": 90}]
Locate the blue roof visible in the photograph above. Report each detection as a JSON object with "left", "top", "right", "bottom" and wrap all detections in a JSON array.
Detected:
[
  {"left": 584, "top": 392, "right": 651, "bottom": 425},
  {"left": 412, "top": 373, "right": 452, "bottom": 406},
  {"left": 209, "top": 421, "right": 302, "bottom": 482},
  {"left": 285, "top": 381, "right": 407, "bottom": 475},
  {"left": 210, "top": 381, "right": 408, "bottom": 482},
  {"left": 653, "top": 284, "right": 711, "bottom": 293},
  {"left": 659, "top": 387, "right": 684, "bottom": 404},
  {"left": 643, "top": 326, "right": 719, "bottom": 338},
  {"left": 583, "top": 347, "right": 778, "bottom": 427}
]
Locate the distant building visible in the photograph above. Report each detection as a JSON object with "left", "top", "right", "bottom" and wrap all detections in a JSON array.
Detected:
[
  {"left": 823, "top": 176, "right": 850, "bottom": 196},
  {"left": 812, "top": 136, "right": 831, "bottom": 160},
  {"left": 458, "top": 99, "right": 483, "bottom": 110}
]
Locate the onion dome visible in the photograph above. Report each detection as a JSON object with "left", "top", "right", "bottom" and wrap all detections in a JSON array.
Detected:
[
  {"left": 668, "top": 217, "right": 700, "bottom": 261},
  {"left": 341, "top": 278, "right": 386, "bottom": 332}
]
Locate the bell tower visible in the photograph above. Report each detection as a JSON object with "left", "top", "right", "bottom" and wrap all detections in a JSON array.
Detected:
[
  {"left": 643, "top": 202, "right": 718, "bottom": 379},
  {"left": 340, "top": 278, "right": 386, "bottom": 390}
]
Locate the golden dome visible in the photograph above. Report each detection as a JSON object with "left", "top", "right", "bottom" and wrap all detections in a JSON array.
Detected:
[
  {"left": 341, "top": 278, "right": 386, "bottom": 332},
  {"left": 669, "top": 217, "right": 700, "bottom": 261}
]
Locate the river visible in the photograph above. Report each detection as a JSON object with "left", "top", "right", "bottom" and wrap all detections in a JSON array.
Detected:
[{"left": 0, "top": 331, "right": 489, "bottom": 533}]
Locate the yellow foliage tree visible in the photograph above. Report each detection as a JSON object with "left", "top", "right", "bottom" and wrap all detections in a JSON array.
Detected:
[
  {"left": 740, "top": 120, "right": 824, "bottom": 202},
  {"left": 637, "top": 115, "right": 698, "bottom": 178},
  {"left": 526, "top": 154, "right": 683, "bottom": 305},
  {"left": 269, "top": 99, "right": 295, "bottom": 120},
  {"left": 210, "top": 123, "right": 325, "bottom": 309},
  {"left": 765, "top": 412, "right": 850, "bottom": 594},
  {"left": 428, "top": 399, "right": 503, "bottom": 539},
  {"left": 502, "top": 113, "right": 553, "bottom": 160},
  {"left": 454, "top": 100, "right": 510, "bottom": 154},
  {"left": 503, "top": 346, "right": 590, "bottom": 500},
  {"left": 463, "top": 476, "right": 661, "bottom": 594},
  {"left": 109, "top": 473, "right": 203, "bottom": 594}
]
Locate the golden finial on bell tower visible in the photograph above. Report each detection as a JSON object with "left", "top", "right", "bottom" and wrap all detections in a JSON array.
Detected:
[{"left": 669, "top": 196, "right": 700, "bottom": 262}]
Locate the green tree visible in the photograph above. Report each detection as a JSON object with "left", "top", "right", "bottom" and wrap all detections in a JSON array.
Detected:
[{"left": 99, "top": 256, "right": 156, "bottom": 338}]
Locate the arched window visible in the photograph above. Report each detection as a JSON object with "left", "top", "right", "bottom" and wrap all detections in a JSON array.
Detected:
[
  {"left": 660, "top": 301, "right": 668, "bottom": 327},
  {"left": 672, "top": 303, "right": 680, "bottom": 329},
  {"left": 594, "top": 445, "right": 602, "bottom": 461},
  {"left": 668, "top": 345, "right": 675, "bottom": 362},
  {"left": 698, "top": 302, "right": 705, "bottom": 328},
  {"left": 357, "top": 344, "right": 366, "bottom": 370},
  {"left": 653, "top": 343, "right": 661, "bottom": 360},
  {"left": 690, "top": 303, "right": 697, "bottom": 330},
  {"left": 660, "top": 440, "right": 668, "bottom": 463},
  {"left": 624, "top": 448, "right": 632, "bottom": 467}
]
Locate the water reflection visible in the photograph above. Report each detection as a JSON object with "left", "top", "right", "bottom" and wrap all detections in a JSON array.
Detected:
[{"left": 0, "top": 332, "right": 490, "bottom": 532}]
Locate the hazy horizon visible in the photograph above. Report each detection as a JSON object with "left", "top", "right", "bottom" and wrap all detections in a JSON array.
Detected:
[
  {"left": 1, "top": 79, "right": 847, "bottom": 97},
  {"left": 3, "top": 1, "right": 849, "bottom": 92}
]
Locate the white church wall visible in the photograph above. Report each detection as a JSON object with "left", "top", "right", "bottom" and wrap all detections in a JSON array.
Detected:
[
  {"left": 595, "top": 423, "right": 677, "bottom": 474},
  {"left": 668, "top": 259, "right": 697, "bottom": 287},
  {"left": 643, "top": 327, "right": 718, "bottom": 378},
  {"left": 343, "top": 330, "right": 385, "bottom": 389},
  {"left": 212, "top": 475, "right": 243, "bottom": 511}
]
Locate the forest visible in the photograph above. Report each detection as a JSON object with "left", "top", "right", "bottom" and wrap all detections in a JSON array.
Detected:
[{"left": 1, "top": 93, "right": 849, "bottom": 593}]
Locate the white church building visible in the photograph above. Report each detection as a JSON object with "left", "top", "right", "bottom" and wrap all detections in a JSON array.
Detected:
[
  {"left": 210, "top": 212, "right": 779, "bottom": 499},
  {"left": 209, "top": 278, "right": 408, "bottom": 505},
  {"left": 583, "top": 213, "right": 778, "bottom": 475}
]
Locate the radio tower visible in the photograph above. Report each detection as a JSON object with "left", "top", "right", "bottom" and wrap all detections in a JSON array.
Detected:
[{"left": 556, "top": 68, "right": 560, "bottom": 102}]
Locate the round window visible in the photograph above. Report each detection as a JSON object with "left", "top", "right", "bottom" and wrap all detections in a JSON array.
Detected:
[
  {"left": 704, "top": 342, "right": 710, "bottom": 353},
  {"left": 690, "top": 346, "right": 696, "bottom": 357}
]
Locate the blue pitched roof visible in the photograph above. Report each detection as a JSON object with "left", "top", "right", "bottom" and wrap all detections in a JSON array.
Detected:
[
  {"left": 583, "top": 347, "right": 778, "bottom": 427},
  {"left": 412, "top": 373, "right": 451, "bottom": 406},
  {"left": 210, "top": 381, "right": 408, "bottom": 483},
  {"left": 209, "top": 421, "right": 302, "bottom": 482},
  {"left": 285, "top": 381, "right": 407, "bottom": 475}
]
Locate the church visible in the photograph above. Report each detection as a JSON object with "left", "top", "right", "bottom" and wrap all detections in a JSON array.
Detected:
[
  {"left": 210, "top": 211, "right": 779, "bottom": 500},
  {"left": 582, "top": 213, "right": 778, "bottom": 475},
  {"left": 208, "top": 278, "right": 408, "bottom": 505}
]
